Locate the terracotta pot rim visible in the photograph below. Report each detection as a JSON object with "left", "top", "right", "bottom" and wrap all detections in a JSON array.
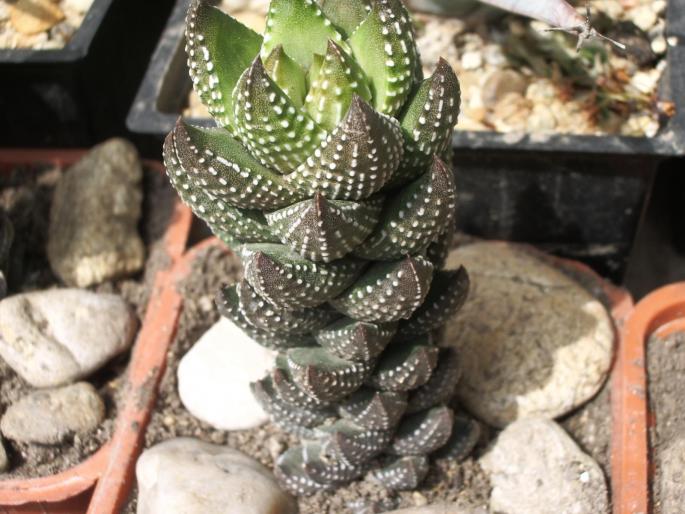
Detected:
[
  {"left": 611, "top": 282, "right": 685, "bottom": 514},
  {"left": 0, "top": 149, "right": 193, "bottom": 507},
  {"left": 85, "top": 238, "right": 225, "bottom": 514}
]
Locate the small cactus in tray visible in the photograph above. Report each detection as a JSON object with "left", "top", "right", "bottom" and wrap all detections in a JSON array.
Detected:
[{"left": 164, "top": 0, "right": 479, "bottom": 495}]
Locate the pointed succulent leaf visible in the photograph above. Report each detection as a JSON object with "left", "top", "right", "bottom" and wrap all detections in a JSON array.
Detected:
[
  {"left": 233, "top": 57, "right": 327, "bottom": 174},
  {"left": 303, "top": 443, "right": 368, "bottom": 484},
  {"left": 367, "top": 340, "right": 439, "bottom": 392},
  {"left": 319, "top": 0, "right": 372, "bottom": 37},
  {"left": 399, "top": 267, "right": 469, "bottom": 338},
  {"left": 373, "top": 455, "right": 428, "bottom": 491},
  {"left": 263, "top": 45, "right": 307, "bottom": 107},
  {"left": 216, "top": 285, "right": 314, "bottom": 349},
  {"left": 434, "top": 414, "right": 481, "bottom": 461},
  {"left": 338, "top": 388, "right": 407, "bottom": 430},
  {"left": 330, "top": 255, "right": 434, "bottom": 323},
  {"left": 348, "top": 0, "right": 420, "bottom": 116},
  {"left": 355, "top": 158, "right": 457, "bottom": 261},
  {"left": 318, "top": 419, "right": 393, "bottom": 466},
  {"left": 171, "top": 119, "right": 302, "bottom": 210},
  {"left": 185, "top": 0, "right": 262, "bottom": 129},
  {"left": 237, "top": 280, "right": 339, "bottom": 335},
  {"left": 406, "top": 347, "right": 461, "bottom": 414},
  {"left": 304, "top": 40, "right": 372, "bottom": 131},
  {"left": 251, "top": 376, "right": 335, "bottom": 431},
  {"left": 271, "top": 366, "right": 331, "bottom": 409},
  {"left": 285, "top": 96, "right": 404, "bottom": 201},
  {"left": 241, "top": 243, "right": 365, "bottom": 310},
  {"left": 426, "top": 221, "right": 455, "bottom": 269},
  {"left": 390, "top": 59, "right": 461, "bottom": 186},
  {"left": 286, "top": 347, "right": 374, "bottom": 402},
  {"left": 388, "top": 406, "right": 454, "bottom": 456},
  {"left": 276, "top": 446, "right": 334, "bottom": 495},
  {"left": 265, "top": 193, "right": 383, "bottom": 262},
  {"left": 261, "top": 0, "right": 346, "bottom": 69},
  {"left": 315, "top": 318, "right": 396, "bottom": 362},
  {"left": 164, "top": 132, "right": 278, "bottom": 245}
]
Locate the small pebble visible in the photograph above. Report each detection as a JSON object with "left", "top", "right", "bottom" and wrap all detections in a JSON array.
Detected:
[
  {"left": 481, "top": 70, "right": 528, "bottom": 108},
  {"left": 460, "top": 50, "right": 483, "bottom": 70},
  {"left": 0, "top": 382, "right": 105, "bottom": 445},
  {"left": 9, "top": 0, "right": 64, "bottom": 36},
  {"left": 632, "top": 5, "right": 658, "bottom": 32}
]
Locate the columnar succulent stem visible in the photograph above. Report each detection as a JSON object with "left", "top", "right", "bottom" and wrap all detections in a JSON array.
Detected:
[{"left": 165, "top": 0, "right": 479, "bottom": 495}]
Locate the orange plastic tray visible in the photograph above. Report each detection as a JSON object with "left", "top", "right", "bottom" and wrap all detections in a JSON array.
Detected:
[{"left": 611, "top": 282, "right": 685, "bottom": 514}]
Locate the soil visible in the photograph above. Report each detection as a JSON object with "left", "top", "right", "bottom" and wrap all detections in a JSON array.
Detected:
[
  {"left": 0, "top": 163, "right": 177, "bottom": 479},
  {"left": 648, "top": 331, "right": 685, "bottom": 514},
  {"left": 560, "top": 382, "right": 612, "bottom": 477}
]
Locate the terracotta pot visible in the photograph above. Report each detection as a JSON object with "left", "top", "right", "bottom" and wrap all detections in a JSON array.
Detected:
[
  {"left": 611, "top": 282, "right": 685, "bottom": 514},
  {"left": 87, "top": 237, "right": 225, "bottom": 514},
  {"left": 0, "top": 149, "right": 193, "bottom": 511},
  {"left": 87, "top": 238, "right": 638, "bottom": 513}
]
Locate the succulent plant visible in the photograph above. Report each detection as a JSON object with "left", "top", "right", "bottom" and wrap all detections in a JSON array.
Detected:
[{"left": 165, "top": 0, "right": 479, "bottom": 495}]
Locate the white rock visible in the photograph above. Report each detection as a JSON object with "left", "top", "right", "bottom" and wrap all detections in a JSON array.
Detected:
[
  {"left": 0, "top": 382, "right": 105, "bottom": 444},
  {"left": 0, "top": 289, "right": 138, "bottom": 388},
  {"left": 136, "top": 438, "right": 296, "bottom": 514},
  {"left": 178, "top": 318, "right": 276, "bottom": 430},
  {"left": 632, "top": 5, "right": 658, "bottom": 32},
  {"left": 444, "top": 242, "right": 613, "bottom": 427},
  {"left": 0, "top": 437, "right": 7, "bottom": 472},
  {"left": 460, "top": 51, "right": 483, "bottom": 70},
  {"left": 480, "top": 417, "right": 609, "bottom": 514}
]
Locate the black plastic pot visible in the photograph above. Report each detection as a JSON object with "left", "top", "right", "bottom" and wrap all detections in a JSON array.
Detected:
[
  {"left": 127, "top": 0, "right": 685, "bottom": 282},
  {"left": 0, "top": 0, "right": 175, "bottom": 147}
]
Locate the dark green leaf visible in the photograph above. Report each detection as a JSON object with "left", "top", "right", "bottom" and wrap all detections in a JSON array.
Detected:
[
  {"left": 265, "top": 193, "right": 383, "bottom": 262},
  {"left": 330, "top": 255, "right": 434, "bottom": 323},
  {"left": 241, "top": 243, "right": 366, "bottom": 309},
  {"left": 355, "top": 157, "right": 457, "bottom": 260}
]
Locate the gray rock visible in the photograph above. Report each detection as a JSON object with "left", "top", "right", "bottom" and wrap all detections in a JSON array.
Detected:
[
  {"left": 444, "top": 242, "right": 613, "bottom": 427},
  {"left": 0, "top": 382, "right": 105, "bottom": 444},
  {"left": 136, "top": 438, "right": 297, "bottom": 514},
  {"left": 47, "top": 138, "right": 144, "bottom": 288},
  {"left": 0, "top": 436, "right": 7, "bottom": 472},
  {"left": 482, "top": 70, "right": 529, "bottom": 108},
  {"left": 481, "top": 417, "right": 609, "bottom": 514},
  {"left": 0, "top": 288, "right": 137, "bottom": 387},
  {"left": 659, "top": 437, "right": 685, "bottom": 513}
]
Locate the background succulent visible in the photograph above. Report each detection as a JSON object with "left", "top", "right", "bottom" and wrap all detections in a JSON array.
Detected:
[{"left": 164, "top": 0, "right": 480, "bottom": 495}]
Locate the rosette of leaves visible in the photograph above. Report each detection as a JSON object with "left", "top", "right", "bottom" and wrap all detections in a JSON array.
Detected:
[{"left": 164, "top": 0, "right": 479, "bottom": 495}]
